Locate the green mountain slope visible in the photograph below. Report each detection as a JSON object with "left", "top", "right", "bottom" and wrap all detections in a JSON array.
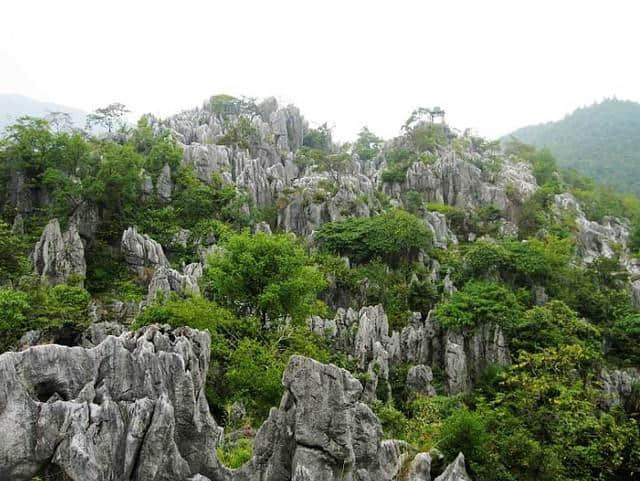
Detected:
[{"left": 510, "top": 98, "right": 640, "bottom": 194}]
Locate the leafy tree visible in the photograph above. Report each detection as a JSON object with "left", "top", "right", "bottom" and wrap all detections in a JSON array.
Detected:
[
  {"left": 315, "top": 209, "right": 432, "bottom": 266},
  {"left": 434, "top": 281, "right": 523, "bottom": 330},
  {"left": 84, "top": 142, "right": 142, "bottom": 214},
  {"left": 173, "top": 169, "right": 248, "bottom": 228},
  {"left": 353, "top": 126, "right": 383, "bottom": 161},
  {"left": 218, "top": 117, "right": 258, "bottom": 150},
  {"left": 205, "top": 232, "right": 326, "bottom": 324},
  {"left": 303, "top": 123, "right": 332, "bottom": 150},
  {"left": 0, "top": 288, "right": 31, "bottom": 349},
  {"left": 0, "top": 221, "right": 29, "bottom": 283},
  {"left": 510, "top": 301, "right": 600, "bottom": 354},
  {"left": 437, "top": 408, "right": 489, "bottom": 474},
  {"left": 295, "top": 147, "right": 350, "bottom": 182},
  {"left": 86, "top": 103, "right": 129, "bottom": 133},
  {"left": 224, "top": 338, "right": 285, "bottom": 420}
]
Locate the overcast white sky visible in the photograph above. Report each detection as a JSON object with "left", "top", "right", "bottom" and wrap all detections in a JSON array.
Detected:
[{"left": 1, "top": 0, "right": 639, "bottom": 141}]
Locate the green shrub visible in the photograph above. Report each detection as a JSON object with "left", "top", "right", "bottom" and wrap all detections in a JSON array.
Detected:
[
  {"left": 436, "top": 408, "right": 489, "bottom": 472},
  {"left": 224, "top": 338, "right": 284, "bottom": 420},
  {"left": 315, "top": 209, "right": 432, "bottom": 266},
  {"left": 205, "top": 232, "right": 326, "bottom": 325},
  {"left": 434, "top": 281, "right": 522, "bottom": 330},
  {"left": 217, "top": 438, "right": 253, "bottom": 469}
]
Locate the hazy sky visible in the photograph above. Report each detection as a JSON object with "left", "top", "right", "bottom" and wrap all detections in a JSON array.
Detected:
[{"left": 1, "top": 0, "right": 639, "bottom": 141}]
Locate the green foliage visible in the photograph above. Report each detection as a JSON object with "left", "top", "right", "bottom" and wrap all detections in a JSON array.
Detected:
[
  {"left": 205, "top": 232, "right": 326, "bottom": 324},
  {"left": 43, "top": 284, "right": 91, "bottom": 327},
  {"left": 434, "top": 281, "right": 523, "bottom": 330},
  {"left": 373, "top": 401, "right": 409, "bottom": 439},
  {"left": 0, "top": 288, "right": 31, "bottom": 348},
  {"left": 0, "top": 282, "right": 91, "bottom": 351},
  {"left": 302, "top": 123, "right": 332, "bottom": 150},
  {"left": 463, "top": 237, "right": 573, "bottom": 288},
  {"left": 608, "top": 313, "right": 640, "bottom": 365},
  {"left": 510, "top": 301, "right": 601, "bottom": 354},
  {"left": 510, "top": 98, "right": 640, "bottom": 195},
  {"left": 224, "top": 338, "right": 285, "bottom": 420},
  {"left": 315, "top": 209, "right": 432, "bottom": 266},
  {"left": 86, "top": 103, "right": 129, "bottom": 133},
  {"left": 353, "top": 126, "right": 383, "bottom": 161},
  {"left": 437, "top": 408, "right": 489, "bottom": 472},
  {"left": 217, "top": 438, "right": 253, "bottom": 469},
  {"left": 172, "top": 169, "right": 248, "bottom": 229},
  {"left": 0, "top": 221, "right": 29, "bottom": 283},
  {"left": 295, "top": 146, "right": 350, "bottom": 181},
  {"left": 209, "top": 95, "right": 258, "bottom": 119},
  {"left": 218, "top": 117, "right": 258, "bottom": 150}
]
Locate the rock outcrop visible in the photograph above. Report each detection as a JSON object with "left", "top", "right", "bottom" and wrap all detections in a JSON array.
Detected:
[
  {"left": 31, "top": 219, "right": 86, "bottom": 285},
  {"left": 147, "top": 264, "right": 202, "bottom": 301},
  {"left": 0, "top": 325, "right": 474, "bottom": 481},
  {"left": 309, "top": 305, "right": 510, "bottom": 395},
  {"left": 0, "top": 325, "right": 228, "bottom": 481},
  {"left": 121, "top": 226, "right": 169, "bottom": 278},
  {"left": 600, "top": 367, "right": 640, "bottom": 409},
  {"left": 434, "top": 453, "right": 472, "bottom": 481}
]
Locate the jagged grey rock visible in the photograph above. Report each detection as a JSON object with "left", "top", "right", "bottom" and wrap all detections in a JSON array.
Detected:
[
  {"left": 69, "top": 202, "right": 100, "bottom": 240},
  {"left": 156, "top": 163, "right": 173, "bottom": 202},
  {"left": 79, "top": 321, "right": 126, "bottom": 347},
  {"left": 31, "top": 219, "right": 86, "bottom": 286},
  {"left": 434, "top": 453, "right": 472, "bottom": 481},
  {"left": 425, "top": 211, "right": 457, "bottom": 248},
  {"left": 311, "top": 304, "right": 508, "bottom": 395},
  {"left": 0, "top": 325, "right": 228, "bottom": 481},
  {"left": 121, "top": 226, "right": 169, "bottom": 278},
  {"left": 233, "top": 355, "right": 409, "bottom": 481},
  {"left": 407, "top": 364, "right": 437, "bottom": 396},
  {"left": 600, "top": 368, "right": 640, "bottom": 409},
  {"left": 147, "top": 265, "right": 201, "bottom": 301},
  {"left": 408, "top": 452, "right": 433, "bottom": 481},
  {"left": 254, "top": 221, "right": 272, "bottom": 234},
  {"left": 2, "top": 326, "right": 443, "bottom": 481}
]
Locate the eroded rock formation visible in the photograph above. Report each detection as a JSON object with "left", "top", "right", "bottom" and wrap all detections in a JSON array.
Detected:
[
  {"left": 0, "top": 325, "right": 473, "bottom": 481},
  {"left": 31, "top": 218, "right": 86, "bottom": 286},
  {"left": 308, "top": 304, "right": 510, "bottom": 395}
]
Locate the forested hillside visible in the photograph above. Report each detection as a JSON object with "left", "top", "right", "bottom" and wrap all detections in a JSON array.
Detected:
[
  {"left": 2, "top": 95, "right": 640, "bottom": 481},
  {"left": 510, "top": 98, "right": 640, "bottom": 194}
]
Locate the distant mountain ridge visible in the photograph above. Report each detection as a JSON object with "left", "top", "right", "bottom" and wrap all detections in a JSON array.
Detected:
[
  {"left": 509, "top": 98, "right": 640, "bottom": 194},
  {"left": 0, "top": 93, "right": 88, "bottom": 133}
]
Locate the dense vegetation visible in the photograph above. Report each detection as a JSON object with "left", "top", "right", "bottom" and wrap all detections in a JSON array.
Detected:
[
  {"left": 510, "top": 98, "right": 640, "bottom": 195},
  {"left": 2, "top": 97, "right": 640, "bottom": 479}
]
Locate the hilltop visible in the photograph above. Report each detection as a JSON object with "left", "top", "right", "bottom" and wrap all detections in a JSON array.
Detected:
[{"left": 510, "top": 98, "right": 640, "bottom": 194}]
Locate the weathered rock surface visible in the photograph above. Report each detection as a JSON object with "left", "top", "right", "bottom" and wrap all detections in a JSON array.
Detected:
[
  {"left": 147, "top": 265, "right": 201, "bottom": 301},
  {"left": 233, "top": 355, "right": 410, "bottom": 481},
  {"left": 121, "top": 226, "right": 169, "bottom": 278},
  {"left": 156, "top": 163, "right": 173, "bottom": 202},
  {"left": 309, "top": 304, "right": 509, "bottom": 395},
  {"left": 600, "top": 367, "right": 640, "bottom": 409},
  {"left": 0, "top": 325, "right": 228, "bottom": 481},
  {"left": 31, "top": 219, "right": 86, "bottom": 285},
  {"left": 424, "top": 211, "right": 457, "bottom": 248},
  {"left": 434, "top": 453, "right": 472, "bottom": 481},
  {"left": 555, "top": 193, "right": 631, "bottom": 263},
  {"left": 407, "top": 364, "right": 437, "bottom": 396},
  {"left": 0, "top": 326, "right": 475, "bottom": 481}
]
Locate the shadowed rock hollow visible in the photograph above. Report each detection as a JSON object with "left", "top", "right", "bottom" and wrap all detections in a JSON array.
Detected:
[{"left": 0, "top": 325, "right": 471, "bottom": 481}]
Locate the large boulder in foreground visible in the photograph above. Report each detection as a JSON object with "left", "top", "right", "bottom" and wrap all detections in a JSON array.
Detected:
[
  {"left": 0, "top": 325, "right": 228, "bottom": 481},
  {"left": 0, "top": 325, "right": 474, "bottom": 481}
]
